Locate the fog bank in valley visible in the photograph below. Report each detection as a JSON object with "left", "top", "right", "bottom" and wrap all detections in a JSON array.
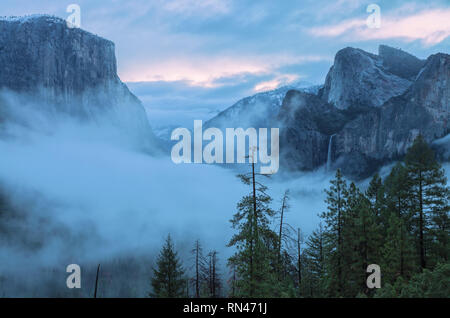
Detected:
[
  {"left": 0, "top": 91, "right": 336, "bottom": 296},
  {"left": 3, "top": 88, "right": 444, "bottom": 296}
]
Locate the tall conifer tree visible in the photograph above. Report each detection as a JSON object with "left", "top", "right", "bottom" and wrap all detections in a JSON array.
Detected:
[
  {"left": 150, "top": 235, "right": 185, "bottom": 298},
  {"left": 405, "top": 135, "right": 449, "bottom": 270}
]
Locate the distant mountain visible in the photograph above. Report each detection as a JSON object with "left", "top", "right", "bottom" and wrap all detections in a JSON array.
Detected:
[
  {"left": 319, "top": 46, "right": 424, "bottom": 109},
  {"left": 206, "top": 45, "right": 449, "bottom": 179},
  {"left": 0, "top": 17, "right": 447, "bottom": 179},
  {"left": 205, "top": 81, "right": 321, "bottom": 129},
  {"left": 0, "top": 15, "right": 157, "bottom": 150},
  {"left": 281, "top": 46, "right": 449, "bottom": 178}
]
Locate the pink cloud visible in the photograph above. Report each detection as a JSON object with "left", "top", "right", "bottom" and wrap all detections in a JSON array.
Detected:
[
  {"left": 310, "top": 8, "right": 450, "bottom": 46},
  {"left": 121, "top": 54, "right": 330, "bottom": 87},
  {"left": 162, "top": 0, "right": 232, "bottom": 17},
  {"left": 253, "top": 74, "right": 300, "bottom": 93},
  {"left": 121, "top": 57, "right": 268, "bottom": 87}
]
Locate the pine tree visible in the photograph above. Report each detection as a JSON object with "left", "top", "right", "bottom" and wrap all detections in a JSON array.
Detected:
[
  {"left": 381, "top": 213, "right": 417, "bottom": 284},
  {"left": 366, "top": 172, "right": 387, "bottom": 242},
  {"left": 405, "top": 135, "right": 449, "bottom": 270},
  {"left": 277, "top": 190, "right": 290, "bottom": 271},
  {"left": 321, "top": 169, "right": 347, "bottom": 296},
  {"left": 342, "top": 183, "right": 383, "bottom": 296},
  {"left": 150, "top": 235, "right": 185, "bottom": 298},
  {"left": 0, "top": 190, "right": 11, "bottom": 234},
  {"left": 311, "top": 151, "right": 450, "bottom": 298},
  {"left": 227, "top": 167, "right": 279, "bottom": 297},
  {"left": 305, "top": 223, "right": 325, "bottom": 279},
  {"left": 206, "top": 250, "right": 222, "bottom": 298},
  {"left": 384, "top": 163, "right": 413, "bottom": 224},
  {"left": 339, "top": 182, "right": 365, "bottom": 296},
  {"left": 375, "top": 263, "right": 450, "bottom": 298},
  {"left": 279, "top": 249, "right": 300, "bottom": 297},
  {"left": 227, "top": 261, "right": 238, "bottom": 298},
  {"left": 382, "top": 162, "right": 419, "bottom": 281},
  {"left": 296, "top": 228, "right": 302, "bottom": 290},
  {"left": 429, "top": 186, "right": 450, "bottom": 264},
  {"left": 356, "top": 192, "right": 383, "bottom": 271},
  {"left": 190, "top": 239, "right": 207, "bottom": 298},
  {"left": 366, "top": 172, "right": 384, "bottom": 218},
  {"left": 278, "top": 249, "right": 296, "bottom": 284},
  {"left": 305, "top": 223, "right": 326, "bottom": 297}
]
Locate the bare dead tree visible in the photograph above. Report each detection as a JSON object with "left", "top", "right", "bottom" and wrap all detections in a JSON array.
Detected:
[
  {"left": 207, "top": 250, "right": 222, "bottom": 297},
  {"left": 190, "top": 239, "right": 207, "bottom": 297},
  {"left": 277, "top": 190, "right": 290, "bottom": 266},
  {"left": 297, "top": 228, "right": 303, "bottom": 287},
  {"left": 94, "top": 264, "right": 100, "bottom": 298}
]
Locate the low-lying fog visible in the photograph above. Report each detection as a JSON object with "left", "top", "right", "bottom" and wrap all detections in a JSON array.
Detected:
[{"left": 0, "top": 91, "right": 448, "bottom": 297}]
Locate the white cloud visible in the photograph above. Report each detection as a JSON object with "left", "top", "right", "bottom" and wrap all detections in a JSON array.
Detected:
[
  {"left": 162, "top": 0, "right": 232, "bottom": 17},
  {"left": 253, "top": 74, "right": 300, "bottom": 92},
  {"left": 121, "top": 57, "right": 267, "bottom": 87},
  {"left": 309, "top": 8, "right": 450, "bottom": 46},
  {"left": 120, "top": 54, "right": 330, "bottom": 87}
]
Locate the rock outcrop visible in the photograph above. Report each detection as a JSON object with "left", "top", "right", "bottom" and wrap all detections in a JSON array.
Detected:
[
  {"left": 333, "top": 52, "right": 449, "bottom": 175},
  {"left": 318, "top": 47, "right": 417, "bottom": 109},
  {"left": 378, "top": 44, "right": 425, "bottom": 80},
  {"left": 207, "top": 45, "right": 449, "bottom": 179},
  {"left": 0, "top": 15, "right": 156, "bottom": 149},
  {"left": 277, "top": 90, "right": 331, "bottom": 171},
  {"left": 283, "top": 47, "right": 449, "bottom": 178},
  {"left": 205, "top": 81, "right": 320, "bottom": 130}
]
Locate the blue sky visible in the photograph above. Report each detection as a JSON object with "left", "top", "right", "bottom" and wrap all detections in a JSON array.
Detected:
[{"left": 1, "top": 0, "right": 449, "bottom": 127}]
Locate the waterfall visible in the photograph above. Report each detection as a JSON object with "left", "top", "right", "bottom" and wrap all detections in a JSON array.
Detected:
[{"left": 326, "top": 134, "right": 335, "bottom": 172}]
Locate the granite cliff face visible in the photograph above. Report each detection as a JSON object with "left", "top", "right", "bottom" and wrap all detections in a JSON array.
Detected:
[
  {"left": 205, "top": 81, "right": 320, "bottom": 130},
  {"left": 281, "top": 46, "right": 449, "bottom": 178},
  {"left": 2, "top": 16, "right": 445, "bottom": 178},
  {"left": 277, "top": 90, "right": 331, "bottom": 171},
  {"left": 411, "top": 53, "right": 449, "bottom": 127},
  {"left": 318, "top": 46, "right": 422, "bottom": 109},
  {"left": 207, "top": 45, "right": 449, "bottom": 178},
  {"left": 0, "top": 15, "right": 155, "bottom": 149},
  {"left": 378, "top": 44, "right": 426, "bottom": 80}
]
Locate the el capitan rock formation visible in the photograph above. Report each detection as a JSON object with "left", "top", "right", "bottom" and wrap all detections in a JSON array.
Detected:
[{"left": 0, "top": 15, "right": 156, "bottom": 149}]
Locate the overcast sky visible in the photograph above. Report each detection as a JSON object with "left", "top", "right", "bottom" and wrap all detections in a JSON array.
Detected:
[{"left": 1, "top": 0, "right": 449, "bottom": 127}]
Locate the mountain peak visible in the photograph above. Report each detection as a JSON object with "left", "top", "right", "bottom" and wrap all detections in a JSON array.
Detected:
[
  {"left": 378, "top": 44, "right": 425, "bottom": 80},
  {"left": 0, "top": 14, "right": 157, "bottom": 150},
  {"left": 0, "top": 15, "right": 117, "bottom": 94},
  {"left": 320, "top": 46, "right": 412, "bottom": 109},
  {"left": 336, "top": 46, "right": 378, "bottom": 59},
  {"left": 0, "top": 14, "right": 112, "bottom": 45},
  {"left": 0, "top": 14, "right": 63, "bottom": 23},
  {"left": 378, "top": 44, "right": 413, "bottom": 57},
  {"left": 410, "top": 52, "right": 450, "bottom": 121}
]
